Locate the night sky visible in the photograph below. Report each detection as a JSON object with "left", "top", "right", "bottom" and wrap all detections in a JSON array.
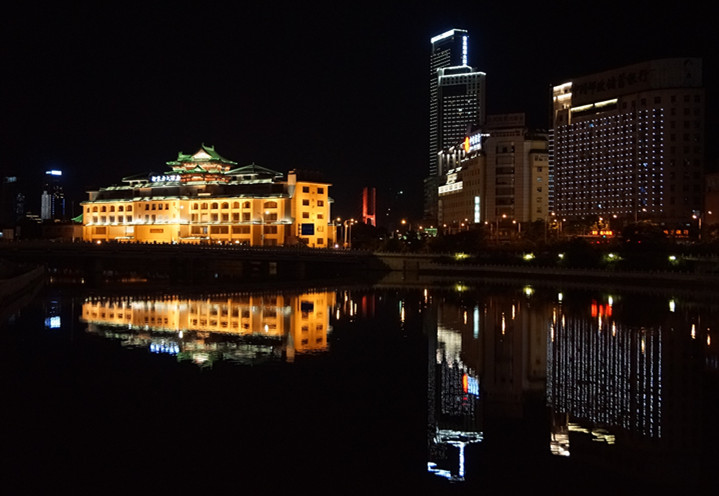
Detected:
[{"left": 1, "top": 2, "right": 716, "bottom": 224}]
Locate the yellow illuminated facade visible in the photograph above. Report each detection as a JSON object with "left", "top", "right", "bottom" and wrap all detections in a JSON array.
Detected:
[
  {"left": 82, "top": 144, "right": 335, "bottom": 247},
  {"left": 81, "top": 291, "right": 336, "bottom": 362}
]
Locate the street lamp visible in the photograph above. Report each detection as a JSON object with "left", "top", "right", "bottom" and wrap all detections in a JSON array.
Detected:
[
  {"left": 495, "top": 213, "right": 507, "bottom": 242},
  {"left": 343, "top": 218, "right": 354, "bottom": 249},
  {"left": 692, "top": 211, "right": 703, "bottom": 240}
]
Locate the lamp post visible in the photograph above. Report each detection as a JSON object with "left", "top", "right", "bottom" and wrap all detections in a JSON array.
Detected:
[
  {"left": 335, "top": 217, "right": 342, "bottom": 248},
  {"left": 343, "top": 219, "right": 354, "bottom": 249},
  {"left": 693, "top": 211, "right": 703, "bottom": 241},
  {"left": 495, "top": 213, "right": 507, "bottom": 243}
]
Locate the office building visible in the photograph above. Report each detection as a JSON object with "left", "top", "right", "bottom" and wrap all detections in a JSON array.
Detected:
[
  {"left": 551, "top": 58, "right": 705, "bottom": 226},
  {"left": 437, "top": 114, "right": 549, "bottom": 233},
  {"left": 82, "top": 144, "right": 335, "bottom": 247},
  {"left": 41, "top": 169, "right": 65, "bottom": 221},
  {"left": 426, "top": 29, "right": 486, "bottom": 223}
]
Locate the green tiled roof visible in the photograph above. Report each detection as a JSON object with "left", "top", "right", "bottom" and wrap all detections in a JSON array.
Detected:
[{"left": 167, "top": 143, "right": 237, "bottom": 167}]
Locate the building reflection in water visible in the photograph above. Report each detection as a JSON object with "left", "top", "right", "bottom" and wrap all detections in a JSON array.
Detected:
[
  {"left": 77, "top": 283, "right": 718, "bottom": 487},
  {"left": 81, "top": 291, "right": 335, "bottom": 366},
  {"left": 421, "top": 284, "right": 717, "bottom": 486}
]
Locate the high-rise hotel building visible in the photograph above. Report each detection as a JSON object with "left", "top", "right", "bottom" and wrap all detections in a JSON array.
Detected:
[
  {"left": 426, "top": 29, "right": 486, "bottom": 223},
  {"left": 551, "top": 58, "right": 705, "bottom": 225},
  {"left": 82, "top": 144, "right": 335, "bottom": 247}
]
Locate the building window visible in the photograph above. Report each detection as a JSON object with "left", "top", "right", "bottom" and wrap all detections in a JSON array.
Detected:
[
  {"left": 317, "top": 187, "right": 324, "bottom": 194},
  {"left": 302, "top": 212, "right": 310, "bottom": 219},
  {"left": 302, "top": 199, "right": 310, "bottom": 206},
  {"left": 302, "top": 186, "right": 310, "bottom": 193}
]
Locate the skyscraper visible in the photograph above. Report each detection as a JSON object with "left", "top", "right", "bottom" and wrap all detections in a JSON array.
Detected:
[
  {"left": 41, "top": 169, "right": 65, "bottom": 221},
  {"left": 551, "top": 58, "right": 705, "bottom": 227},
  {"left": 426, "top": 29, "right": 486, "bottom": 223}
]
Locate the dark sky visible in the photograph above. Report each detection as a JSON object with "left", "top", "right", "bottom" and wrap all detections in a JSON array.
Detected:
[{"left": 2, "top": 2, "right": 716, "bottom": 223}]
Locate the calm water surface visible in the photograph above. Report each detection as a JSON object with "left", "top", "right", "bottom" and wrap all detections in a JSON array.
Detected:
[{"left": 1, "top": 278, "right": 717, "bottom": 494}]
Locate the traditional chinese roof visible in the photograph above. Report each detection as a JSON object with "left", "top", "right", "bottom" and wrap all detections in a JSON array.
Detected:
[
  {"left": 227, "top": 162, "right": 284, "bottom": 181},
  {"left": 166, "top": 144, "right": 238, "bottom": 173}
]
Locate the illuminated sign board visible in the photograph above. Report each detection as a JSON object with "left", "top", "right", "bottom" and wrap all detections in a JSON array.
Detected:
[
  {"left": 463, "top": 373, "right": 479, "bottom": 396},
  {"left": 151, "top": 174, "right": 181, "bottom": 183},
  {"left": 464, "top": 132, "right": 485, "bottom": 153}
]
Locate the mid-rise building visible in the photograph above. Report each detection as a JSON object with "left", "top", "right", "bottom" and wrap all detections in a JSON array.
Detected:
[
  {"left": 437, "top": 114, "right": 549, "bottom": 233},
  {"left": 82, "top": 144, "right": 335, "bottom": 247},
  {"left": 426, "top": 29, "right": 486, "bottom": 223},
  {"left": 551, "top": 58, "right": 705, "bottom": 226}
]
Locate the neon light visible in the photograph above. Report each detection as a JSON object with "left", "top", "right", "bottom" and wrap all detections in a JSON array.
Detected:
[{"left": 462, "top": 35, "right": 468, "bottom": 65}]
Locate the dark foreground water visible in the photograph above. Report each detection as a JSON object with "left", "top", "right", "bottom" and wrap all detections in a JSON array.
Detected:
[{"left": 1, "top": 277, "right": 718, "bottom": 494}]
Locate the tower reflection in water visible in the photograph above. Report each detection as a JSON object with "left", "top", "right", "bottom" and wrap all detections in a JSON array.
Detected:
[
  {"left": 424, "top": 284, "right": 717, "bottom": 486},
  {"left": 81, "top": 291, "right": 335, "bottom": 366}
]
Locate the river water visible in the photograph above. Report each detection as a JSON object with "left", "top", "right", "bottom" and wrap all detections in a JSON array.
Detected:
[{"left": 1, "top": 275, "right": 717, "bottom": 494}]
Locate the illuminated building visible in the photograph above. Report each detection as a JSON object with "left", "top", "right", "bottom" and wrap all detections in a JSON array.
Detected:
[
  {"left": 41, "top": 169, "right": 65, "bottom": 221},
  {"left": 82, "top": 144, "right": 335, "bottom": 247},
  {"left": 361, "top": 186, "right": 376, "bottom": 226},
  {"left": 81, "top": 290, "right": 335, "bottom": 365},
  {"left": 426, "top": 29, "right": 486, "bottom": 222},
  {"left": 437, "top": 113, "right": 549, "bottom": 231},
  {"left": 551, "top": 58, "right": 705, "bottom": 226}
]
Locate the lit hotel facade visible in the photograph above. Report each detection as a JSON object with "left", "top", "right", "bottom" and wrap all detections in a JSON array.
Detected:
[
  {"left": 82, "top": 145, "right": 335, "bottom": 247},
  {"left": 437, "top": 113, "right": 549, "bottom": 231},
  {"left": 551, "top": 58, "right": 705, "bottom": 225}
]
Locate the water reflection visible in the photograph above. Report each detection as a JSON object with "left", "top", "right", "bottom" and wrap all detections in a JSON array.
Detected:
[
  {"left": 422, "top": 284, "right": 718, "bottom": 490},
  {"left": 80, "top": 291, "right": 335, "bottom": 366},
  {"left": 31, "top": 282, "right": 718, "bottom": 491}
]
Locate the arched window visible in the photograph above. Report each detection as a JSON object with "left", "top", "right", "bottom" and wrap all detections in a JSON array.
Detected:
[
  {"left": 242, "top": 201, "right": 251, "bottom": 209},
  {"left": 211, "top": 202, "right": 219, "bottom": 209},
  {"left": 221, "top": 202, "right": 229, "bottom": 209},
  {"left": 264, "top": 201, "right": 278, "bottom": 209},
  {"left": 232, "top": 202, "right": 240, "bottom": 208}
]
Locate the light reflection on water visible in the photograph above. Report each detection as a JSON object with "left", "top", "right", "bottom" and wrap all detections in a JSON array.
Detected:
[
  {"left": 80, "top": 291, "right": 335, "bottom": 366},
  {"left": 9, "top": 282, "right": 719, "bottom": 492}
]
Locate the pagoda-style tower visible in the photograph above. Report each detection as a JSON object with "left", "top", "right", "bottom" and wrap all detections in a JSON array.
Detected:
[{"left": 166, "top": 144, "right": 238, "bottom": 183}]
